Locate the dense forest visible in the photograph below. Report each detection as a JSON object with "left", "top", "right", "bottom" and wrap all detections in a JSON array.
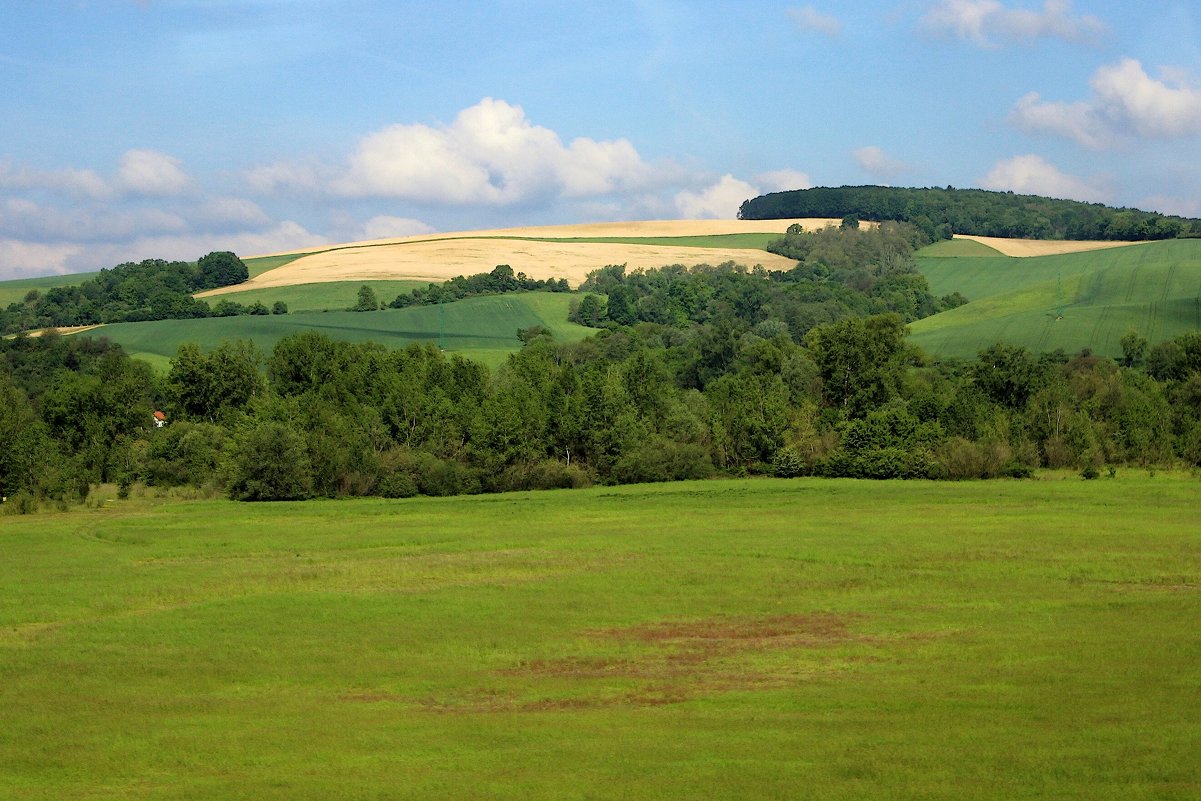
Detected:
[
  {"left": 739, "top": 186, "right": 1201, "bottom": 242},
  {"left": 568, "top": 222, "right": 965, "bottom": 337},
  {"left": 0, "top": 252, "right": 262, "bottom": 334},
  {"left": 4, "top": 222, "right": 1200, "bottom": 509}
]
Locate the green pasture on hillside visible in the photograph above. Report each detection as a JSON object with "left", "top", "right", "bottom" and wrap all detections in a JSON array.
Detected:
[
  {"left": 911, "top": 239, "right": 1201, "bottom": 358},
  {"left": 0, "top": 272, "right": 99, "bottom": 307},
  {"left": 92, "top": 292, "right": 594, "bottom": 369},
  {"left": 211, "top": 280, "right": 427, "bottom": 312},
  {"left": 2, "top": 476, "right": 1199, "bottom": 800},
  {"left": 243, "top": 253, "right": 312, "bottom": 278},
  {"left": 916, "top": 237, "right": 1004, "bottom": 258}
]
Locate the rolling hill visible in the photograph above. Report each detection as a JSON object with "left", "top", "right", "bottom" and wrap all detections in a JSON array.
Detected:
[
  {"left": 91, "top": 292, "right": 592, "bottom": 370},
  {"left": 2, "top": 218, "right": 822, "bottom": 366},
  {"left": 910, "top": 238, "right": 1201, "bottom": 359},
  {"left": 200, "top": 218, "right": 824, "bottom": 296},
  {"left": 7, "top": 218, "right": 1200, "bottom": 366}
]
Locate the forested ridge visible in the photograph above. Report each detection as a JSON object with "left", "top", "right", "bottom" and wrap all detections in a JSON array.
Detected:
[
  {"left": 0, "top": 252, "right": 272, "bottom": 334},
  {"left": 739, "top": 185, "right": 1201, "bottom": 242},
  {"left": 4, "top": 222, "right": 1201, "bottom": 508}
]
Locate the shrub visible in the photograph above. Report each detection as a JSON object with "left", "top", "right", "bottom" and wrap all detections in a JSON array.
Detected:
[
  {"left": 611, "top": 440, "right": 714, "bottom": 484},
  {"left": 815, "top": 447, "right": 935, "bottom": 480},
  {"left": 936, "top": 438, "right": 1016, "bottom": 480},
  {"left": 412, "top": 453, "right": 481, "bottom": 497},
  {"left": 770, "top": 445, "right": 807, "bottom": 478},
  {"left": 1, "top": 492, "right": 38, "bottom": 515},
  {"left": 229, "top": 421, "right": 312, "bottom": 501},
  {"left": 376, "top": 471, "right": 419, "bottom": 499},
  {"left": 495, "top": 460, "right": 595, "bottom": 492}
]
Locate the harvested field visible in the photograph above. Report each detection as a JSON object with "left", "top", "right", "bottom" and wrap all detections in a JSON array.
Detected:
[
  {"left": 954, "top": 234, "right": 1150, "bottom": 258},
  {"left": 18, "top": 324, "right": 104, "bottom": 338},
  {"left": 200, "top": 218, "right": 835, "bottom": 296},
  {"left": 258, "top": 218, "right": 851, "bottom": 257},
  {"left": 204, "top": 240, "right": 798, "bottom": 294}
]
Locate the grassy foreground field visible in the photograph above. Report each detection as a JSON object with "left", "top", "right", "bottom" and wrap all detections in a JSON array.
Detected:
[{"left": 2, "top": 476, "right": 1199, "bottom": 800}]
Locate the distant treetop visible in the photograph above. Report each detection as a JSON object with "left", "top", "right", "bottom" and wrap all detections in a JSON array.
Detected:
[{"left": 738, "top": 185, "right": 1201, "bottom": 242}]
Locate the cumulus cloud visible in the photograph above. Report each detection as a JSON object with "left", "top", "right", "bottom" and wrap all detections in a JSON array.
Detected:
[
  {"left": 330, "top": 98, "right": 656, "bottom": 205},
  {"left": 192, "top": 197, "right": 272, "bottom": 229},
  {"left": 0, "top": 161, "right": 113, "bottom": 199},
  {"left": 854, "top": 146, "right": 911, "bottom": 180},
  {"left": 245, "top": 158, "right": 326, "bottom": 195},
  {"left": 1010, "top": 93, "right": 1110, "bottom": 149},
  {"left": 921, "top": 0, "right": 1106, "bottom": 47},
  {"left": 358, "top": 215, "right": 437, "bottom": 241},
  {"left": 0, "top": 197, "right": 187, "bottom": 242},
  {"left": 980, "top": 154, "right": 1107, "bottom": 202},
  {"left": 0, "top": 239, "right": 83, "bottom": 279},
  {"left": 674, "top": 175, "right": 760, "bottom": 219},
  {"left": 755, "top": 169, "right": 813, "bottom": 193},
  {"left": 1141, "top": 195, "right": 1201, "bottom": 218},
  {"left": 105, "top": 220, "right": 328, "bottom": 264},
  {"left": 788, "top": 5, "right": 843, "bottom": 37},
  {"left": 116, "top": 149, "right": 190, "bottom": 196},
  {"left": 1011, "top": 58, "right": 1201, "bottom": 148}
]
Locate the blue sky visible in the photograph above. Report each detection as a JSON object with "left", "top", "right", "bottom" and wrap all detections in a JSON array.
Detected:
[{"left": 2, "top": 0, "right": 1200, "bottom": 279}]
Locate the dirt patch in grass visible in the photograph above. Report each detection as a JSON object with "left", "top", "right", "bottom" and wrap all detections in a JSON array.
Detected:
[{"left": 422, "top": 613, "right": 874, "bottom": 713}]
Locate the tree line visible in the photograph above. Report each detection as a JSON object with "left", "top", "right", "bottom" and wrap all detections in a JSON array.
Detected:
[
  {"left": 3, "top": 295, "right": 1200, "bottom": 509},
  {"left": 738, "top": 185, "right": 1201, "bottom": 242},
  {"left": 388, "top": 264, "right": 571, "bottom": 309},
  {"left": 569, "top": 222, "right": 965, "bottom": 336},
  {"left": 0, "top": 252, "right": 280, "bottom": 334}
]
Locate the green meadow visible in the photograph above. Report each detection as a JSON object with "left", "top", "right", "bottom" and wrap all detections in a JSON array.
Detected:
[
  {"left": 2, "top": 476, "right": 1198, "bottom": 800},
  {"left": 243, "top": 253, "right": 312, "bottom": 278},
  {"left": 90, "top": 292, "right": 595, "bottom": 370},
  {"left": 0, "top": 272, "right": 100, "bottom": 307},
  {"left": 212, "top": 280, "right": 427, "bottom": 312},
  {"left": 912, "top": 239, "right": 1201, "bottom": 359}
]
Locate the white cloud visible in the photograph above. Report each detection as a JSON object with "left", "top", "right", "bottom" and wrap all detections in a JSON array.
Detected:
[
  {"left": 674, "top": 175, "right": 759, "bottom": 219},
  {"left": 1010, "top": 93, "right": 1110, "bottom": 149},
  {"left": 921, "top": 0, "right": 1106, "bottom": 47},
  {"left": 358, "top": 215, "right": 437, "bottom": 241},
  {"left": 854, "top": 146, "right": 911, "bottom": 180},
  {"left": 192, "top": 197, "right": 272, "bottom": 229},
  {"left": 71, "top": 221, "right": 329, "bottom": 271},
  {"left": 135, "top": 221, "right": 328, "bottom": 261},
  {"left": 245, "top": 159, "right": 326, "bottom": 194},
  {"left": 1012, "top": 58, "right": 1201, "bottom": 148},
  {"left": 0, "top": 197, "right": 187, "bottom": 242},
  {"left": 980, "top": 154, "right": 1107, "bottom": 202},
  {"left": 0, "top": 239, "right": 83, "bottom": 279},
  {"left": 331, "top": 98, "right": 657, "bottom": 205},
  {"left": 1092, "top": 58, "right": 1201, "bottom": 138},
  {"left": 788, "top": 6, "right": 843, "bottom": 37},
  {"left": 1141, "top": 195, "right": 1201, "bottom": 218},
  {"left": 0, "top": 161, "right": 113, "bottom": 199},
  {"left": 755, "top": 169, "right": 813, "bottom": 192},
  {"left": 116, "top": 149, "right": 191, "bottom": 196}
]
